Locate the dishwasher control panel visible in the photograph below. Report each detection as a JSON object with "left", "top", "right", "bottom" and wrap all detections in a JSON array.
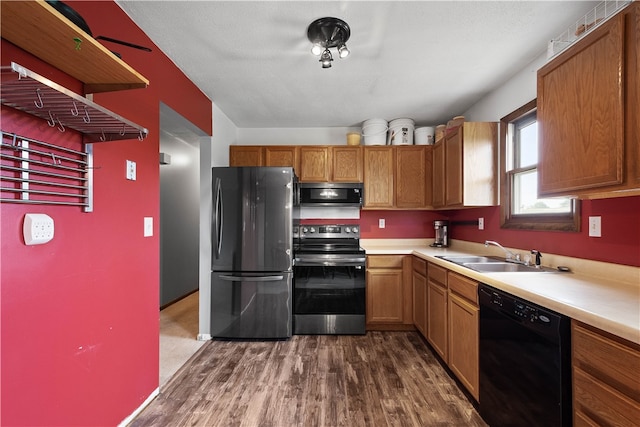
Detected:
[{"left": 479, "top": 283, "right": 564, "bottom": 339}]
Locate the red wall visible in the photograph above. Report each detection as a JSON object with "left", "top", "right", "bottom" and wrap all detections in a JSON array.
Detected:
[
  {"left": 1, "top": 2, "right": 211, "bottom": 426},
  {"left": 358, "top": 196, "right": 640, "bottom": 267}
]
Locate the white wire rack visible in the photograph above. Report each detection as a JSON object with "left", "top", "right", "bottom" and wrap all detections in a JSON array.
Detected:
[{"left": 547, "top": 0, "right": 632, "bottom": 59}]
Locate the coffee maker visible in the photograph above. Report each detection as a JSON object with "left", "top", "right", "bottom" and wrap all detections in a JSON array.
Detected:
[{"left": 430, "top": 220, "right": 449, "bottom": 247}]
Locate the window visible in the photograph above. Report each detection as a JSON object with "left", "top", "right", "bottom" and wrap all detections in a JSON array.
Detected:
[{"left": 500, "top": 100, "right": 580, "bottom": 231}]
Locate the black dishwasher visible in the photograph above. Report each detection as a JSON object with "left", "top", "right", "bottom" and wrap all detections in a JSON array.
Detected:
[{"left": 478, "top": 283, "right": 572, "bottom": 427}]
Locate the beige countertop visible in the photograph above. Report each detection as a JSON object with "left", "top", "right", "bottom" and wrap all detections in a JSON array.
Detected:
[{"left": 361, "top": 238, "right": 640, "bottom": 345}]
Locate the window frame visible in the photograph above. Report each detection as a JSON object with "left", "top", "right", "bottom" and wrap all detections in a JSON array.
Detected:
[{"left": 499, "top": 99, "right": 580, "bottom": 231}]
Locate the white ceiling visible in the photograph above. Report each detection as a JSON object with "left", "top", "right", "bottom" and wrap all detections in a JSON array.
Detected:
[{"left": 116, "top": 1, "right": 598, "bottom": 128}]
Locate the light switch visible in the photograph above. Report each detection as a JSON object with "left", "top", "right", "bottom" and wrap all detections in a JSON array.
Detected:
[
  {"left": 379, "top": 218, "right": 385, "bottom": 229},
  {"left": 144, "top": 217, "right": 153, "bottom": 237},
  {"left": 588, "top": 216, "right": 601, "bottom": 237}
]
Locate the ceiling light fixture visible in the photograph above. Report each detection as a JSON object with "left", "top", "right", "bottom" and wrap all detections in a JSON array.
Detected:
[{"left": 307, "top": 17, "right": 350, "bottom": 69}]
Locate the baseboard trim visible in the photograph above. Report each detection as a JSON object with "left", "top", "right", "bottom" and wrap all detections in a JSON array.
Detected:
[
  {"left": 197, "top": 333, "right": 212, "bottom": 341},
  {"left": 118, "top": 387, "right": 159, "bottom": 427}
]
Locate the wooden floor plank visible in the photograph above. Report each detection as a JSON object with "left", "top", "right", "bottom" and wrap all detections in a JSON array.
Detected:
[{"left": 131, "top": 332, "right": 487, "bottom": 427}]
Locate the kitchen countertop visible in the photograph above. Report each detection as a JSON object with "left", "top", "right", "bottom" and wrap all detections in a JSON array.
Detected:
[{"left": 361, "top": 239, "right": 640, "bottom": 345}]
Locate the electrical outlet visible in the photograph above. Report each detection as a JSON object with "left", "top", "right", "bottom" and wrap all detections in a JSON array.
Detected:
[
  {"left": 378, "top": 218, "right": 385, "bottom": 229},
  {"left": 126, "top": 160, "right": 137, "bottom": 181},
  {"left": 478, "top": 217, "right": 484, "bottom": 230},
  {"left": 23, "top": 213, "right": 55, "bottom": 245},
  {"left": 144, "top": 217, "right": 153, "bottom": 237},
  {"left": 588, "top": 216, "right": 601, "bottom": 237}
]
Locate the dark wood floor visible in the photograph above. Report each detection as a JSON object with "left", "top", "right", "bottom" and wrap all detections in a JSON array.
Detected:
[{"left": 131, "top": 332, "right": 487, "bottom": 427}]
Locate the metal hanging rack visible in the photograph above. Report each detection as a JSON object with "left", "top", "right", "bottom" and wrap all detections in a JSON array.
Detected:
[
  {"left": 0, "top": 131, "right": 94, "bottom": 212},
  {"left": 1, "top": 62, "right": 148, "bottom": 143}
]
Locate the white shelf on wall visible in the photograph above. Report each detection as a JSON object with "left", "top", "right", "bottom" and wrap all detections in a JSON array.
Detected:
[{"left": 547, "top": 0, "right": 632, "bottom": 59}]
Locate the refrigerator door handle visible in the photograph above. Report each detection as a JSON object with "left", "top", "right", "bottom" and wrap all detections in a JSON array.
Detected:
[
  {"left": 213, "top": 177, "right": 223, "bottom": 259},
  {"left": 218, "top": 275, "right": 284, "bottom": 282}
]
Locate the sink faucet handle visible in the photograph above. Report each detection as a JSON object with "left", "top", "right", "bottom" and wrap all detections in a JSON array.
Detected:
[{"left": 531, "top": 250, "right": 543, "bottom": 266}]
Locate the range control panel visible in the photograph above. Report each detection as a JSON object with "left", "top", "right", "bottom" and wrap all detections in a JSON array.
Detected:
[{"left": 294, "top": 224, "right": 360, "bottom": 239}]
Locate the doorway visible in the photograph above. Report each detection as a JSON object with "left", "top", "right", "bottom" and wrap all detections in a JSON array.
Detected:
[{"left": 158, "top": 103, "right": 209, "bottom": 385}]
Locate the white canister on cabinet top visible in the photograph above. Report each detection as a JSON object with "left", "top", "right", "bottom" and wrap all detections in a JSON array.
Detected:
[
  {"left": 389, "top": 118, "right": 415, "bottom": 145},
  {"left": 414, "top": 127, "right": 435, "bottom": 145}
]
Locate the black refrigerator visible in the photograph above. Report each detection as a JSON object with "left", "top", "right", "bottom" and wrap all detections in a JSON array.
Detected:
[{"left": 211, "top": 167, "right": 295, "bottom": 339}]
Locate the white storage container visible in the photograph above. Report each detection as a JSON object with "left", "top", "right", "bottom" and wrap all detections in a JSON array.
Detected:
[
  {"left": 414, "top": 127, "right": 435, "bottom": 145},
  {"left": 361, "top": 118, "right": 388, "bottom": 145},
  {"left": 389, "top": 118, "right": 415, "bottom": 145}
]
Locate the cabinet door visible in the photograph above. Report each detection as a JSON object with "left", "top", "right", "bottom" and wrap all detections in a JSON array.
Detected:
[
  {"left": 396, "top": 146, "right": 430, "bottom": 208},
  {"left": 630, "top": 3, "right": 640, "bottom": 188},
  {"left": 427, "top": 279, "right": 448, "bottom": 361},
  {"left": 412, "top": 270, "right": 427, "bottom": 337},
  {"left": 299, "top": 147, "right": 329, "bottom": 182},
  {"left": 229, "top": 146, "right": 263, "bottom": 166},
  {"left": 363, "top": 147, "right": 394, "bottom": 208},
  {"left": 448, "top": 292, "right": 479, "bottom": 401},
  {"left": 432, "top": 139, "right": 445, "bottom": 208},
  {"left": 538, "top": 13, "right": 625, "bottom": 195},
  {"left": 366, "top": 268, "right": 404, "bottom": 324},
  {"left": 331, "top": 146, "right": 363, "bottom": 182},
  {"left": 444, "top": 126, "right": 463, "bottom": 207},
  {"left": 264, "top": 146, "right": 298, "bottom": 170}
]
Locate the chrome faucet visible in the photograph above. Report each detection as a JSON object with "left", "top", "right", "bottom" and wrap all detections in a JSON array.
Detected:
[{"left": 485, "top": 240, "right": 520, "bottom": 262}]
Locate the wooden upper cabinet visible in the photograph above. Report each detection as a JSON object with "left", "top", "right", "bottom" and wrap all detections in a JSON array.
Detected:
[
  {"left": 445, "top": 128, "right": 464, "bottom": 207},
  {"left": 538, "top": 3, "right": 639, "bottom": 198},
  {"left": 395, "top": 146, "right": 432, "bottom": 208},
  {"left": 432, "top": 140, "right": 446, "bottom": 208},
  {"left": 229, "top": 146, "right": 263, "bottom": 166},
  {"left": 299, "top": 147, "right": 330, "bottom": 182},
  {"left": 331, "top": 146, "right": 363, "bottom": 182},
  {"left": 363, "top": 147, "right": 395, "bottom": 208},
  {"left": 264, "top": 146, "right": 298, "bottom": 170},
  {"left": 433, "top": 122, "right": 497, "bottom": 208}
]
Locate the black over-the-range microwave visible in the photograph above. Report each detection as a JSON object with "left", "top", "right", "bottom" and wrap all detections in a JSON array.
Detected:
[{"left": 297, "top": 182, "right": 363, "bottom": 207}]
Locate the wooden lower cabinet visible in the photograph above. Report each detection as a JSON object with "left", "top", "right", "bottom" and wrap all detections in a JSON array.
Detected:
[
  {"left": 572, "top": 320, "right": 640, "bottom": 426},
  {"left": 425, "top": 263, "right": 480, "bottom": 402},
  {"left": 412, "top": 256, "right": 428, "bottom": 337},
  {"left": 427, "top": 263, "right": 448, "bottom": 361},
  {"left": 366, "top": 255, "right": 413, "bottom": 330},
  {"left": 447, "top": 272, "right": 479, "bottom": 401}
]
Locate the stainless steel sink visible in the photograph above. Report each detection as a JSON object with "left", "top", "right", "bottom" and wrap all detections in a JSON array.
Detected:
[
  {"left": 435, "top": 255, "right": 503, "bottom": 264},
  {"left": 464, "top": 262, "right": 555, "bottom": 273},
  {"left": 435, "top": 255, "right": 556, "bottom": 273}
]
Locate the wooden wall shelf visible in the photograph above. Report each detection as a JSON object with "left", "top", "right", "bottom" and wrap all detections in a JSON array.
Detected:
[{"left": 1, "top": 0, "right": 149, "bottom": 94}]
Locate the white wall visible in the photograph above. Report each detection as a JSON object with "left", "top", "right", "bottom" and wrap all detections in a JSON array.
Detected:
[
  {"left": 238, "top": 127, "right": 361, "bottom": 146},
  {"left": 463, "top": 51, "right": 547, "bottom": 121},
  {"left": 211, "top": 103, "right": 238, "bottom": 166}
]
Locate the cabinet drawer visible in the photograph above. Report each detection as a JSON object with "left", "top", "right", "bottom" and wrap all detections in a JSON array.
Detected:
[
  {"left": 367, "top": 255, "right": 404, "bottom": 269},
  {"left": 448, "top": 272, "right": 478, "bottom": 305},
  {"left": 573, "top": 322, "right": 640, "bottom": 400},
  {"left": 574, "top": 367, "right": 640, "bottom": 426},
  {"left": 428, "top": 263, "right": 447, "bottom": 285},
  {"left": 412, "top": 257, "right": 427, "bottom": 275}
]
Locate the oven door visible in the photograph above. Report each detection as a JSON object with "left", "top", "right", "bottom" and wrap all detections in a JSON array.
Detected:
[{"left": 293, "top": 257, "right": 365, "bottom": 334}]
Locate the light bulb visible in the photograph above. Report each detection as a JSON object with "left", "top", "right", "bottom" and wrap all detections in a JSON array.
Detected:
[
  {"left": 338, "top": 43, "right": 350, "bottom": 58},
  {"left": 311, "top": 44, "right": 323, "bottom": 56}
]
